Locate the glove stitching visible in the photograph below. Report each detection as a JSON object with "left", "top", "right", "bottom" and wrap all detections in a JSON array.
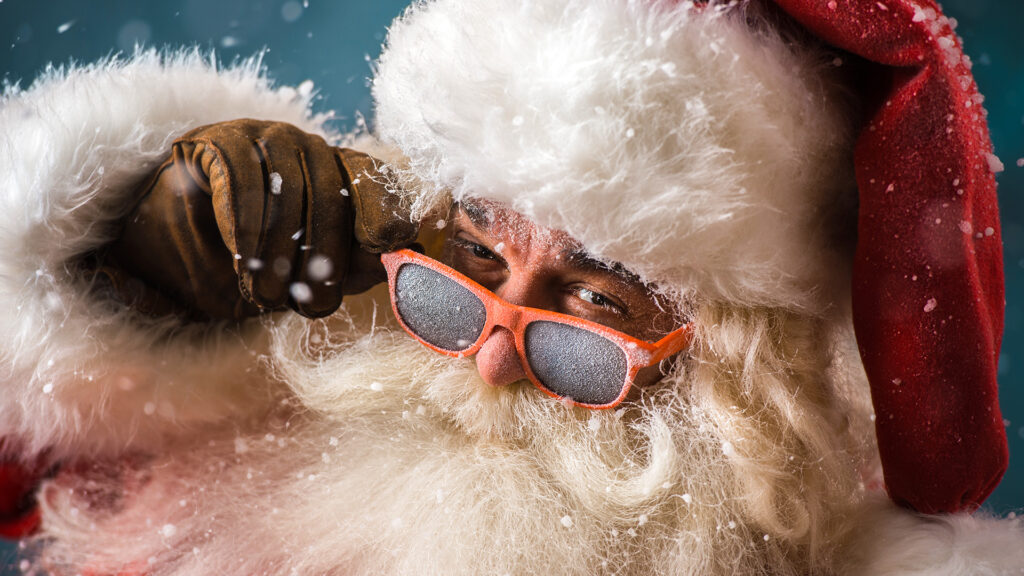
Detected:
[
  {"left": 291, "top": 147, "right": 321, "bottom": 317},
  {"left": 278, "top": 147, "right": 310, "bottom": 313},
  {"left": 334, "top": 151, "right": 373, "bottom": 247},
  {"left": 124, "top": 156, "right": 177, "bottom": 218},
  {"left": 242, "top": 137, "right": 276, "bottom": 309}
]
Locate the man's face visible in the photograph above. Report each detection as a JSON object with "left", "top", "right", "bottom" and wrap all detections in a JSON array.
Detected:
[{"left": 438, "top": 200, "right": 682, "bottom": 390}]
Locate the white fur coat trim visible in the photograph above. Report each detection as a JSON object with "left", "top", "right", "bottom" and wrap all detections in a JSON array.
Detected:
[
  {"left": 373, "top": 0, "right": 858, "bottom": 313},
  {"left": 843, "top": 499, "right": 1024, "bottom": 575},
  {"left": 0, "top": 50, "right": 329, "bottom": 462}
]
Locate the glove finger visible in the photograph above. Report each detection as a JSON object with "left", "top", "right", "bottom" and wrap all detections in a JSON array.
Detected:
[
  {"left": 340, "top": 150, "right": 419, "bottom": 253},
  {"left": 192, "top": 122, "right": 267, "bottom": 269},
  {"left": 286, "top": 143, "right": 353, "bottom": 318},
  {"left": 229, "top": 127, "right": 308, "bottom": 310}
]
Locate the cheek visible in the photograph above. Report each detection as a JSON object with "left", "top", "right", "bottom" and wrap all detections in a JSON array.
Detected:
[
  {"left": 633, "top": 363, "right": 666, "bottom": 389},
  {"left": 627, "top": 301, "right": 685, "bottom": 342},
  {"left": 620, "top": 362, "right": 669, "bottom": 404}
]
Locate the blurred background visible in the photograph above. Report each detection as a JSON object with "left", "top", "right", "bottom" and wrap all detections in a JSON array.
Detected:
[{"left": 0, "top": 0, "right": 1021, "bottom": 571}]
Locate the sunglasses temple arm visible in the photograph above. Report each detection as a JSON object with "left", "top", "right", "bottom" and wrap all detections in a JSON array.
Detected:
[{"left": 649, "top": 324, "right": 693, "bottom": 364}]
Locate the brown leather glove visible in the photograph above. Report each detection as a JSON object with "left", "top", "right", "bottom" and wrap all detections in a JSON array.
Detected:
[{"left": 100, "top": 119, "right": 418, "bottom": 320}]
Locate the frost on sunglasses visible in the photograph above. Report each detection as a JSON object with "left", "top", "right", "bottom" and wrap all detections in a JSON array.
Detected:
[{"left": 381, "top": 249, "right": 693, "bottom": 409}]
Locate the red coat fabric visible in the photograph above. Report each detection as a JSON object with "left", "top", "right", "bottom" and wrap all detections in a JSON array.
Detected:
[
  {"left": 769, "top": 0, "right": 1007, "bottom": 513},
  {"left": 0, "top": 458, "right": 43, "bottom": 539}
]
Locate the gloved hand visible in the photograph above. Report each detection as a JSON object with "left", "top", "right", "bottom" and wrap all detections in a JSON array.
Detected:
[{"left": 100, "top": 119, "right": 418, "bottom": 320}]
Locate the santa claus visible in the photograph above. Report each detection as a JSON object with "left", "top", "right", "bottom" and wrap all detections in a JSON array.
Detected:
[{"left": 1, "top": 0, "right": 1021, "bottom": 574}]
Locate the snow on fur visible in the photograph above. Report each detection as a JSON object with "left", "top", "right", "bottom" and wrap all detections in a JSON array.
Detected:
[
  {"left": 373, "top": 0, "right": 858, "bottom": 313},
  {"left": 0, "top": 49, "right": 331, "bottom": 462}
]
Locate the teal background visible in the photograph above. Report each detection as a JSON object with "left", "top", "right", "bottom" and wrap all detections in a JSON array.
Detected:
[{"left": 0, "top": 0, "right": 1020, "bottom": 571}]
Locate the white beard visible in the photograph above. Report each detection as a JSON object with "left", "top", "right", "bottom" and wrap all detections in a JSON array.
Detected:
[{"left": 35, "top": 296, "right": 868, "bottom": 575}]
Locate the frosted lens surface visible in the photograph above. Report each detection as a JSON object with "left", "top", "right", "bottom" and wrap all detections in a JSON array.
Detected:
[
  {"left": 395, "top": 264, "right": 486, "bottom": 351},
  {"left": 524, "top": 321, "right": 627, "bottom": 405}
]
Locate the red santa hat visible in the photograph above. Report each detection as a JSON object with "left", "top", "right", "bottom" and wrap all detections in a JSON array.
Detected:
[{"left": 371, "top": 0, "right": 1007, "bottom": 514}]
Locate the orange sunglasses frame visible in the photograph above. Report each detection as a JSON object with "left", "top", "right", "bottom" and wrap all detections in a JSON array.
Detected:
[{"left": 380, "top": 248, "right": 693, "bottom": 409}]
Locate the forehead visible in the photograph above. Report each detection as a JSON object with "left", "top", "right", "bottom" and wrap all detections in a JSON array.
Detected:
[
  {"left": 457, "top": 198, "right": 579, "bottom": 253},
  {"left": 455, "top": 199, "right": 637, "bottom": 279}
]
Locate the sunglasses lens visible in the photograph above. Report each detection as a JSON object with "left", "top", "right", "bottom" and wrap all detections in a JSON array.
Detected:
[
  {"left": 524, "top": 321, "right": 628, "bottom": 406},
  {"left": 394, "top": 263, "right": 487, "bottom": 352}
]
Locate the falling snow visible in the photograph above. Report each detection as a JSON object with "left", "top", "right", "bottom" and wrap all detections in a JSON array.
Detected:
[
  {"left": 290, "top": 282, "right": 313, "bottom": 303},
  {"left": 307, "top": 255, "right": 333, "bottom": 281},
  {"left": 560, "top": 515, "right": 574, "bottom": 528},
  {"left": 924, "top": 298, "right": 938, "bottom": 313},
  {"left": 282, "top": 1, "right": 304, "bottom": 22},
  {"left": 269, "top": 172, "right": 283, "bottom": 195},
  {"left": 985, "top": 153, "right": 1005, "bottom": 173},
  {"left": 57, "top": 20, "right": 75, "bottom": 34}
]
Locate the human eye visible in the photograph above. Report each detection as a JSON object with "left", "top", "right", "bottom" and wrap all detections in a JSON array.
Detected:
[
  {"left": 452, "top": 236, "right": 498, "bottom": 261},
  {"left": 569, "top": 285, "right": 627, "bottom": 316},
  {"left": 442, "top": 232, "right": 508, "bottom": 289}
]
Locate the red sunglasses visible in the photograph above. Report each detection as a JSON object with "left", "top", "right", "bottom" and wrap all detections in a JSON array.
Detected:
[{"left": 380, "top": 249, "right": 692, "bottom": 409}]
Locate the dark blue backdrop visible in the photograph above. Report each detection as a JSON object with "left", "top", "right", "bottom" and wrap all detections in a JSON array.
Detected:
[{"left": 1, "top": 0, "right": 1021, "bottom": 571}]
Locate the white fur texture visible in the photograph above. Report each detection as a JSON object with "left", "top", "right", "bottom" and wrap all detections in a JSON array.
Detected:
[
  {"left": 373, "top": 0, "right": 858, "bottom": 313},
  {"left": 841, "top": 497, "right": 1024, "bottom": 575},
  {"left": 0, "top": 49, "right": 331, "bottom": 462}
]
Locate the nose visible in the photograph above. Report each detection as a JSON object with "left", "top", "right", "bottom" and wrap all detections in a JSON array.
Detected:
[
  {"left": 474, "top": 268, "right": 549, "bottom": 387},
  {"left": 475, "top": 326, "right": 527, "bottom": 387}
]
